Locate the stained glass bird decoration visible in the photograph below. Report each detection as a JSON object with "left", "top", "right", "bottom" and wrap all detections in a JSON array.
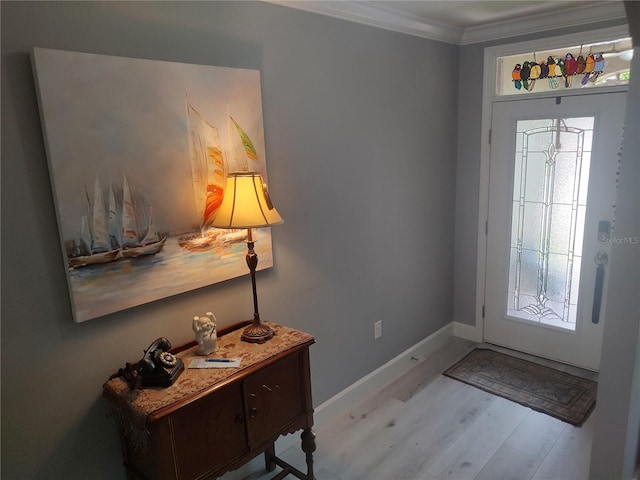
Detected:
[
  {"left": 547, "top": 56, "right": 558, "bottom": 89},
  {"left": 582, "top": 53, "right": 595, "bottom": 85},
  {"left": 556, "top": 57, "right": 566, "bottom": 88},
  {"left": 512, "top": 63, "right": 522, "bottom": 90},
  {"left": 585, "top": 53, "right": 596, "bottom": 73},
  {"left": 528, "top": 60, "right": 541, "bottom": 91},
  {"left": 564, "top": 53, "right": 577, "bottom": 87},
  {"left": 521, "top": 61, "right": 531, "bottom": 90},
  {"left": 539, "top": 60, "right": 549, "bottom": 80},
  {"left": 590, "top": 53, "right": 605, "bottom": 83},
  {"left": 576, "top": 55, "right": 586, "bottom": 74}
]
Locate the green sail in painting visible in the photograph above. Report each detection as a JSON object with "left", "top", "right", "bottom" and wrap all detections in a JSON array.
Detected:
[{"left": 231, "top": 116, "right": 258, "bottom": 162}]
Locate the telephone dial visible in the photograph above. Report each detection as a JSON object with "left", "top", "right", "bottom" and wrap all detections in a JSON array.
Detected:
[{"left": 119, "top": 337, "right": 184, "bottom": 389}]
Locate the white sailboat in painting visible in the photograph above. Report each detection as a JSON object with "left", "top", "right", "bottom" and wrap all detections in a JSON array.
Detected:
[
  {"left": 108, "top": 184, "right": 119, "bottom": 250},
  {"left": 120, "top": 173, "right": 167, "bottom": 258},
  {"left": 68, "top": 178, "right": 120, "bottom": 268}
]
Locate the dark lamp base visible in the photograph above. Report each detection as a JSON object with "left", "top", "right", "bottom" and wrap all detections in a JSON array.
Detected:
[{"left": 241, "top": 321, "right": 275, "bottom": 343}]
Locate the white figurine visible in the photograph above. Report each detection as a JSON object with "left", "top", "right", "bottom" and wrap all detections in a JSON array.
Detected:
[{"left": 192, "top": 312, "right": 217, "bottom": 355}]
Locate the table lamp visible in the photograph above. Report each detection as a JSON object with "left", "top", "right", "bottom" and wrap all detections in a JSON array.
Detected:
[{"left": 211, "top": 172, "right": 283, "bottom": 343}]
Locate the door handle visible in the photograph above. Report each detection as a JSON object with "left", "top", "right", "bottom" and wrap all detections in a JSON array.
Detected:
[{"left": 592, "top": 251, "right": 608, "bottom": 324}]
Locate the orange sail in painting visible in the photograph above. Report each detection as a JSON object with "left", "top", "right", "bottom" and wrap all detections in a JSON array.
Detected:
[{"left": 187, "top": 103, "right": 226, "bottom": 232}]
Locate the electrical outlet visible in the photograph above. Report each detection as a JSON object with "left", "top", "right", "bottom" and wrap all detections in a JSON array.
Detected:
[{"left": 374, "top": 320, "right": 382, "bottom": 340}]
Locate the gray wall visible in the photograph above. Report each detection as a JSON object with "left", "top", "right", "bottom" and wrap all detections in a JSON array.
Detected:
[
  {"left": 1, "top": 1, "right": 458, "bottom": 478},
  {"left": 453, "top": 40, "right": 484, "bottom": 326},
  {"left": 590, "top": 3, "right": 640, "bottom": 476},
  {"left": 590, "top": 44, "right": 640, "bottom": 480}
]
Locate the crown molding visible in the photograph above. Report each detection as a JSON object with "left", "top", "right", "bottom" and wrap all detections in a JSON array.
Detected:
[
  {"left": 265, "top": 1, "right": 628, "bottom": 46},
  {"left": 460, "top": 1, "right": 628, "bottom": 45},
  {"left": 264, "top": 0, "right": 463, "bottom": 44}
]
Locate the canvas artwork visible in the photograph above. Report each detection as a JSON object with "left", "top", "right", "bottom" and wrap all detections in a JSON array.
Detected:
[{"left": 32, "top": 48, "right": 275, "bottom": 322}]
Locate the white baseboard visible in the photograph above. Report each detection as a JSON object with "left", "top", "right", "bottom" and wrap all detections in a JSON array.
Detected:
[
  {"left": 453, "top": 321, "right": 483, "bottom": 343},
  {"left": 313, "top": 321, "right": 454, "bottom": 428}
]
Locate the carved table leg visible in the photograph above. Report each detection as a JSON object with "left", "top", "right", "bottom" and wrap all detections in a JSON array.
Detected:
[
  {"left": 265, "top": 442, "right": 276, "bottom": 472},
  {"left": 301, "top": 428, "right": 316, "bottom": 480}
]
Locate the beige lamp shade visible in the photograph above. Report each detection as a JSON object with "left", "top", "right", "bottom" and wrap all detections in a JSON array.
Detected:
[{"left": 211, "top": 172, "right": 283, "bottom": 229}]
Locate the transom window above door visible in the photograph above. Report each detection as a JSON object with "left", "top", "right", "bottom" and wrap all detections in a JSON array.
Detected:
[{"left": 497, "top": 37, "right": 632, "bottom": 96}]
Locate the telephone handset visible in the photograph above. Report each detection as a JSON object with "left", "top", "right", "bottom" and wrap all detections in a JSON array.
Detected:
[{"left": 119, "top": 337, "right": 184, "bottom": 389}]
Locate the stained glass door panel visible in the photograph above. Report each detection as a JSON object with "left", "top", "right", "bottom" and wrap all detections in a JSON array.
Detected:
[
  {"left": 484, "top": 93, "right": 626, "bottom": 371},
  {"left": 507, "top": 118, "right": 593, "bottom": 330}
]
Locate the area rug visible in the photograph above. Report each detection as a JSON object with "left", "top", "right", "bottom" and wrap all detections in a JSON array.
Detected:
[{"left": 443, "top": 348, "right": 597, "bottom": 426}]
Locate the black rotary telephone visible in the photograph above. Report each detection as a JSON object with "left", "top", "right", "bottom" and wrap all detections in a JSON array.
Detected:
[{"left": 119, "top": 337, "right": 184, "bottom": 389}]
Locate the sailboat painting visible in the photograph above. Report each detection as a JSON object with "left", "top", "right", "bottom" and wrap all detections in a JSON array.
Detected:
[{"left": 32, "top": 48, "right": 276, "bottom": 322}]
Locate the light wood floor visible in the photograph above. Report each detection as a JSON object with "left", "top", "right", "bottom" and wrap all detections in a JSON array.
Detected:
[{"left": 243, "top": 337, "right": 598, "bottom": 480}]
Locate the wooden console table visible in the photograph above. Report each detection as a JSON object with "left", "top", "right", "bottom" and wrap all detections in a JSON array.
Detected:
[{"left": 103, "top": 322, "right": 315, "bottom": 480}]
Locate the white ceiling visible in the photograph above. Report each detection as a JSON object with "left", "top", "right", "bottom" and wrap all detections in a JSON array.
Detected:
[
  {"left": 372, "top": 1, "right": 611, "bottom": 29},
  {"left": 267, "top": 1, "right": 628, "bottom": 44}
]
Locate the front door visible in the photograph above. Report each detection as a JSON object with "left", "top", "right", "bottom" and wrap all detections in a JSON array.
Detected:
[{"left": 484, "top": 92, "right": 626, "bottom": 371}]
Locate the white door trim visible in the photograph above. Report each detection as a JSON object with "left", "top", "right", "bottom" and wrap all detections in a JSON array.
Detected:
[{"left": 472, "top": 25, "right": 630, "bottom": 345}]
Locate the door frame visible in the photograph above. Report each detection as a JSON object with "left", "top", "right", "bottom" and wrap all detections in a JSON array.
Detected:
[{"left": 462, "top": 25, "right": 630, "bottom": 344}]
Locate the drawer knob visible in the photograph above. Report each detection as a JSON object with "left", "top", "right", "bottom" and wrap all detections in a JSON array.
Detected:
[
  {"left": 235, "top": 414, "right": 244, "bottom": 424},
  {"left": 249, "top": 407, "right": 258, "bottom": 418}
]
